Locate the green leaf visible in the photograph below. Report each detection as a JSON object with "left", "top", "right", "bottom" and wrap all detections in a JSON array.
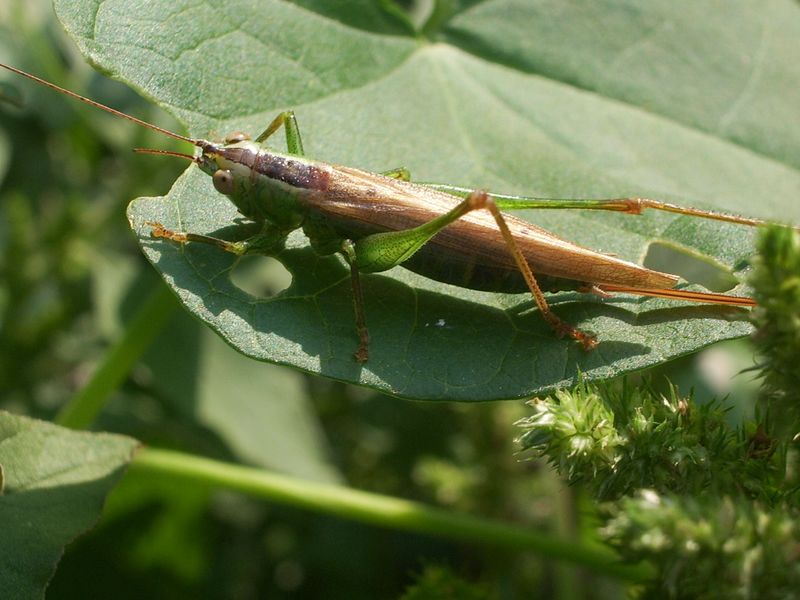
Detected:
[
  {"left": 142, "top": 309, "right": 343, "bottom": 484},
  {"left": 53, "top": 0, "right": 800, "bottom": 400},
  {"left": 0, "top": 411, "right": 138, "bottom": 599},
  {"left": 91, "top": 254, "right": 341, "bottom": 483}
]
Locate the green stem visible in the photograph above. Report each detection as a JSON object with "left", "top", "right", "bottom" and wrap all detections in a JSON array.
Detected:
[
  {"left": 553, "top": 481, "right": 581, "bottom": 600},
  {"left": 131, "top": 447, "right": 654, "bottom": 583},
  {"left": 56, "top": 283, "right": 176, "bottom": 429}
]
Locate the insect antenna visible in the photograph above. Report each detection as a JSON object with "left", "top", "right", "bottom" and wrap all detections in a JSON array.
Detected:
[
  {"left": 0, "top": 62, "right": 199, "bottom": 145},
  {"left": 134, "top": 147, "right": 198, "bottom": 162}
]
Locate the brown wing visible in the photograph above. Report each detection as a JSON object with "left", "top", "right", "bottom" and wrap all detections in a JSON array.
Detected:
[{"left": 301, "top": 165, "right": 678, "bottom": 290}]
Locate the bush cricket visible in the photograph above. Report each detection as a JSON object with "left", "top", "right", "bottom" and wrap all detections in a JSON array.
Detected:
[{"left": 0, "top": 62, "right": 768, "bottom": 362}]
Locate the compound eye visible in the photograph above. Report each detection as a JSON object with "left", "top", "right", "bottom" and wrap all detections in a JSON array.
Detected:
[
  {"left": 224, "top": 131, "right": 250, "bottom": 143},
  {"left": 212, "top": 169, "right": 234, "bottom": 195}
]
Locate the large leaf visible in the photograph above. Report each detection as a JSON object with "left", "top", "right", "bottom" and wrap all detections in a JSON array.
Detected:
[
  {"left": 0, "top": 411, "right": 137, "bottom": 599},
  {"left": 53, "top": 0, "right": 800, "bottom": 400}
]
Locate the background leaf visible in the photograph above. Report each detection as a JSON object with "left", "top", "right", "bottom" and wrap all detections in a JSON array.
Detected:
[
  {"left": 142, "top": 309, "right": 343, "bottom": 483},
  {"left": 0, "top": 411, "right": 137, "bottom": 599},
  {"left": 92, "top": 254, "right": 342, "bottom": 483},
  {"left": 52, "top": 0, "right": 800, "bottom": 400}
]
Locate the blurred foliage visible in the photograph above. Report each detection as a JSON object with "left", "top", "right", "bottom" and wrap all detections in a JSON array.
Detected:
[
  {"left": 399, "top": 564, "right": 498, "bottom": 600},
  {"left": 518, "top": 226, "right": 800, "bottom": 599},
  {"left": 0, "top": 2, "right": 185, "bottom": 418},
  {"left": 601, "top": 491, "right": 800, "bottom": 600},
  {"left": 751, "top": 225, "right": 800, "bottom": 437}
]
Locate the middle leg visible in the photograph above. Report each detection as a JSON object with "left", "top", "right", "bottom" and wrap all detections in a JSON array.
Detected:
[{"left": 349, "top": 191, "right": 598, "bottom": 350}]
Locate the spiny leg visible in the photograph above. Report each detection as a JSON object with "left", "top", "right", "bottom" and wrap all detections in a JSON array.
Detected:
[
  {"left": 148, "top": 222, "right": 286, "bottom": 256},
  {"left": 254, "top": 110, "right": 305, "bottom": 156},
  {"left": 345, "top": 200, "right": 487, "bottom": 359},
  {"left": 424, "top": 184, "right": 774, "bottom": 229},
  {"left": 349, "top": 192, "right": 597, "bottom": 351},
  {"left": 468, "top": 192, "right": 598, "bottom": 350},
  {"left": 340, "top": 240, "right": 370, "bottom": 363},
  {"left": 150, "top": 219, "right": 376, "bottom": 360}
]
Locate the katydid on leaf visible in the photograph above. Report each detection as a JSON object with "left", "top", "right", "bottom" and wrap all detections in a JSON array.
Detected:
[{"left": 0, "top": 62, "right": 771, "bottom": 362}]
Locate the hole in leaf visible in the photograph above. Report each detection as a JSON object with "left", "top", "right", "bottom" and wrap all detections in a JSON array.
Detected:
[
  {"left": 230, "top": 255, "right": 292, "bottom": 298},
  {"left": 643, "top": 241, "right": 738, "bottom": 292}
]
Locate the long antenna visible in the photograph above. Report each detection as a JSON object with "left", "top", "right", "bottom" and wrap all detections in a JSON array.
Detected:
[
  {"left": 0, "top": 62, "right": 199, "bottom": 145},
  {"left": 134, "top": 147, "right": 197, "bottom": 161}
]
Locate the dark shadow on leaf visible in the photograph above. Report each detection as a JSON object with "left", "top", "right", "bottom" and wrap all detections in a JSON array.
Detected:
[
  {"left": 1, "top": 468, "right": 130, "bottom": 598},
  {"left": 560, "top": 294, "right": 753, "bottom": 324},
  {"left": 631, "top": 303, "right": 752, "bottom": 326},
  {"left": 141, "top": 224, "right": 754, "bottom": 401}
]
